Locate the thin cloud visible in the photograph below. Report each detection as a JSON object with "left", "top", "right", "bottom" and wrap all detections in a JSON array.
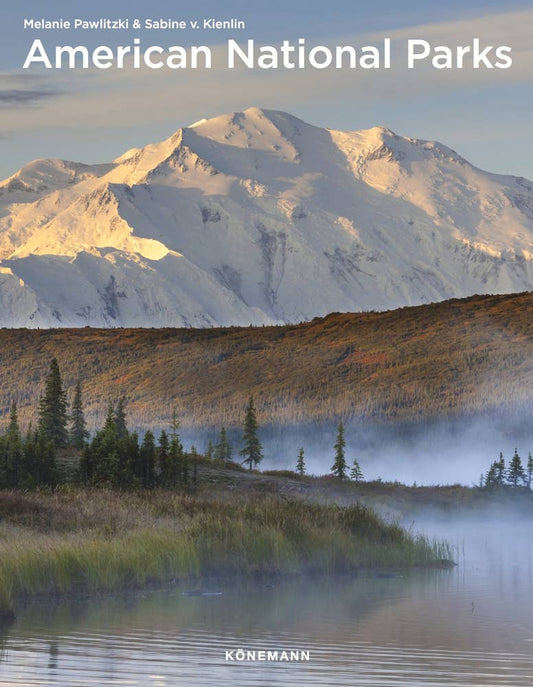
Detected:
[
  {"left": 1, "top": 7, "right": 531, "bottom": 131},
  {"left": 0, "top": 88, "right": 63, "bottom": 108}
]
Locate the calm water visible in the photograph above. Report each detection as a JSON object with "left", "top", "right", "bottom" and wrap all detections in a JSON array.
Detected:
[{"left": 0, "top": 520, "right": 532, "bottom": 687}]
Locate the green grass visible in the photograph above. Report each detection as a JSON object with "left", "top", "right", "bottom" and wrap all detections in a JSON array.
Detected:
[{"left": 0, "top": 489, "right": 453, "bottom": 613}]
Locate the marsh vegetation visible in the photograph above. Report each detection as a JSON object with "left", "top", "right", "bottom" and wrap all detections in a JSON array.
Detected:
[{"left": 0, "top": 489, "right": 453, "bottom": 614}]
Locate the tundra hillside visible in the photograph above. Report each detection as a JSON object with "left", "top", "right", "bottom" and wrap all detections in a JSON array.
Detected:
[{"left": 0, "top": 292, "right": 531, "bottom": 432}]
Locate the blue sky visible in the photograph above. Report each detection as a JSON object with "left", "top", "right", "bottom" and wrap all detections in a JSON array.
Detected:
[{"left": 0, "top": 0, "right": 532, "bottom": 179}]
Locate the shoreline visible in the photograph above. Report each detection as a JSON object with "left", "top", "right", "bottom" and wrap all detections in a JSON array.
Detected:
[
  {"left": 0, "top": 485, "right": 453, "bottom": 615},
  {"left": 3, "top": 462, "right": 530, "bottom": 618}
]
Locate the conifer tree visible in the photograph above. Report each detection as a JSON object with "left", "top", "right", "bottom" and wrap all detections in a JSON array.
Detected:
[
  {"left": 114, "top": 397, "right": 128, "bottom": 439},
  {"left": 20, "top": 430, "right": 38, "bottom": 488},
  {"left": 296, "top": 447, "right": 306, "bottom": 476},
  {"left": 140, "top": 431, "right": 156, "bottom": 488},
  {"left": 157, "top": 430, "right": 170, "bottom": 486},
  {"left": 7, "top": 402, "right": 20, "bottom": 444},
  {"left": 78, "top": 441, "right": 95, "bottom": 485},
  {"left": 191, "top": 446, "right": 199, "bottom": 485},
  {"left": 102, "top": 402, "right": 117, "bottom": 437},
  {"left": 31, "top": 430, "right": 58, "bottom": 487},
  {"left": 496, "top": 452, "right": 505, "bottom": 485},
  {"left": 240, "top": 396, "right": 263, "bottom": 470},
  {"left": 168, "top": 433, "right": 184, "bottom": 486},
  {"left": 38, "top": 358, "right": 69, "bottom": 447},
  {"left": 182, "top": 446, "right": 190, "bottom": 484},
  {"left": 331, "top": 422, "right": 348, "bottom": 480},
  {"left": 170, "top": 409, "right": 180, "bottom": 441},
  {"left": 0, "top": 437, "right": 8, "bottom": 489},
  {"left": 527, "top": 452, "right": 533, "bottom": 490},
  {"left": 350, "top": 457, "right": 364, "bottom": 482},
  {"left": 486, "top": 452, "right": 508, "bottom": 488},
  {"left": 8, "top": 402, "right": 22, "bottom": 486},
  {"left": 205, "top": 439, "right": 214, "bottom": 461},
  {"left": 119, "top": 431, "right": 140, "bottom": 488},
  {"left": 88, "top": 402, "right": 120, "bottom": 486},
  {"left": 70, "top": 380, "right": 89, "bottom": 449},
  {"left": 0, "top": 403, "right": 23, "bottom": 488},
  {"left": 485, "top": 460, "right": 499, "bottom": 488},
  {"left": 214, "top": 427, "right": 232, "bottom": 461},
  {"left": 507, "top": 448, "right": 526, "bottom": 487}
]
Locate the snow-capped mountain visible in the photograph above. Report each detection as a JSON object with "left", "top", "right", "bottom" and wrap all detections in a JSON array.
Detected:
[{"left": 0, "top": 107, "right": 532, "bottom": 327}]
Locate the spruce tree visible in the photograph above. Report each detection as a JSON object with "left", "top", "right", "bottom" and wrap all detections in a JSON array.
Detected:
[
  {"left": 70, "top": 380, "right": 89, "bottom": 449},
  {"left": 157, "top": 430, "right": 170, "bottom": 486},
  {"left": 0, "top": 403, "right": 23, "bottom": 488},
  {"left": 0, "top": 436, "right": 8, "bottom": 488},
  {"left": 114, "top": 397, "right": 128, "bottom": 439},
  {"left": 89, "top": 403, "right": 120, "bottom": 486},
  {"left": 120, "top": 432, "right": 140, "bottom": 488},
  {"left": 168, "top": 433, "right": 184, "bottom": 486},
  {"left": 205, "top": 439, "right": 214, "bottom": 461},
  {"left": 191, "top": 447, "right": 198, "bottom": 485},
  {"left": 485, "top": 460, "right": 499, "bottom": 488},
  {"left": 350, "top": 457, "right": 364, "bottom": 482},
  {"left": 78, "top": 442, "right": 95, "bottom": 486},
  {"left": 38, "top": 358, "right": 69, "bottom": 447},
  {"left": 331, "top": 422, "right": 348, "bottom": 480},
  {"left": 20, "top": 431, "right": 38, "bottom": 488},
  {"left": 182, "top": 446, "right": 190, "bottom": 484},
  {"left": 214, "top": 427, "right": 232, "bottom": 462},
  {"left": 140, "top": 431, "right": 156, "bottom": 488},
  {"left": 496, "top": 452, "right": 505, "bottom": 485},
  {"left": 527, "top": 452, "right": 533, "bottom": 490},
  {"left": 6, "top": 402, "right": 20, "bottom": 444},
  {"left": 240, "top": 396, "right": 263, "bottom": 470},
  {"left": 296, "top": 447, "right": 306, "bottom": 476},
  {"left": 507, "top": 448, "right": 526, "bottom": 487},
  {"left": 170, "top": 409, "right": 180, "bottom": 441},
  {"left": 32, "top": 430, "right": 58, "bottom": 487},
  {"left": 8, "top": 402, "right": 22, "bottom": 486}
]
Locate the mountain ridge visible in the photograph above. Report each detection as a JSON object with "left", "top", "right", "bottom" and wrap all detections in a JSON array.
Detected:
[{"left": 1, "top": 107, "right": 532, "bottom": 327}]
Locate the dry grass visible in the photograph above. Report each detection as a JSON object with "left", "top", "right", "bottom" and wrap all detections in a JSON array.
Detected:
[{"left": 0, "top": 488, "right": 452, "bottom": 612}]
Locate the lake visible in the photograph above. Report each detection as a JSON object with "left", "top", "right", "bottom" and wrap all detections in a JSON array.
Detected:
[{"left": 1, "top": 519, "right": 532, "bottom": 686}]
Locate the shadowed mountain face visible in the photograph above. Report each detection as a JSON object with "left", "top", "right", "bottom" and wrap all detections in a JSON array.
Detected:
[{"left": 0, "top": 107, "right": 532, "bottom": 327}]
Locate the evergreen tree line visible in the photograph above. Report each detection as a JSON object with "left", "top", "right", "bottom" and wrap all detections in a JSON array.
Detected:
[
  {"left": 0, "top": 359, "right": 265, "bottom": 489},
  {"left": 0, "top": 402, "right": 57, "bottom": 489},
  {"left": 0, "top": 358, "right": 69, "bottom": 489},
  {"left": 2, "top": 359, "right": 528, "bottom": 491},
  {"left": 481, "top": 449, "right": 533, "bottom": 489}
]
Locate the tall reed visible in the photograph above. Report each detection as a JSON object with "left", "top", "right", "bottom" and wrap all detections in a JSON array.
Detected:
[{"left": 0, "top": 490, "right": 453, "bottom": 613}]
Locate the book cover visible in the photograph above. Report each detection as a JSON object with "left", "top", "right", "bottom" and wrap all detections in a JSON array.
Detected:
[{"left": 0, "top": 2, "right": 531, "bottom": 685}]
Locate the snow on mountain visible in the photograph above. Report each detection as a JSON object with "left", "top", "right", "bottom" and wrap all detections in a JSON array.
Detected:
[{"left": 0, "top": 107, "right": 531, "bottom": 327}]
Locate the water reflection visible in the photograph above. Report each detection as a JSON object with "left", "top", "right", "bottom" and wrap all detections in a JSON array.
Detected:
[{"left": 0, "top": 521, "right": 532, "bottom": 686}]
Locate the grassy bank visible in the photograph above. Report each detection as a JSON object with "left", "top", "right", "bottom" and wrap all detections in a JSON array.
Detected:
[{"left": 0, "top": 489, "right": 452, "bottom": 614}]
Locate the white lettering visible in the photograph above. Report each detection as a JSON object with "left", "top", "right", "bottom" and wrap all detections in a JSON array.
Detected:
[{"left": 23, "top": 39, "right": 52, "bottom": 69}]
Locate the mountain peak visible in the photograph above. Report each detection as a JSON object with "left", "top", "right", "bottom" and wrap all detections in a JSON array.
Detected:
[
  {"left": 0, "top": 158, "right": 111, "bottom": 201},
  {"left": 0, "top": 108, "right": 531, "bottom": 328}
]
